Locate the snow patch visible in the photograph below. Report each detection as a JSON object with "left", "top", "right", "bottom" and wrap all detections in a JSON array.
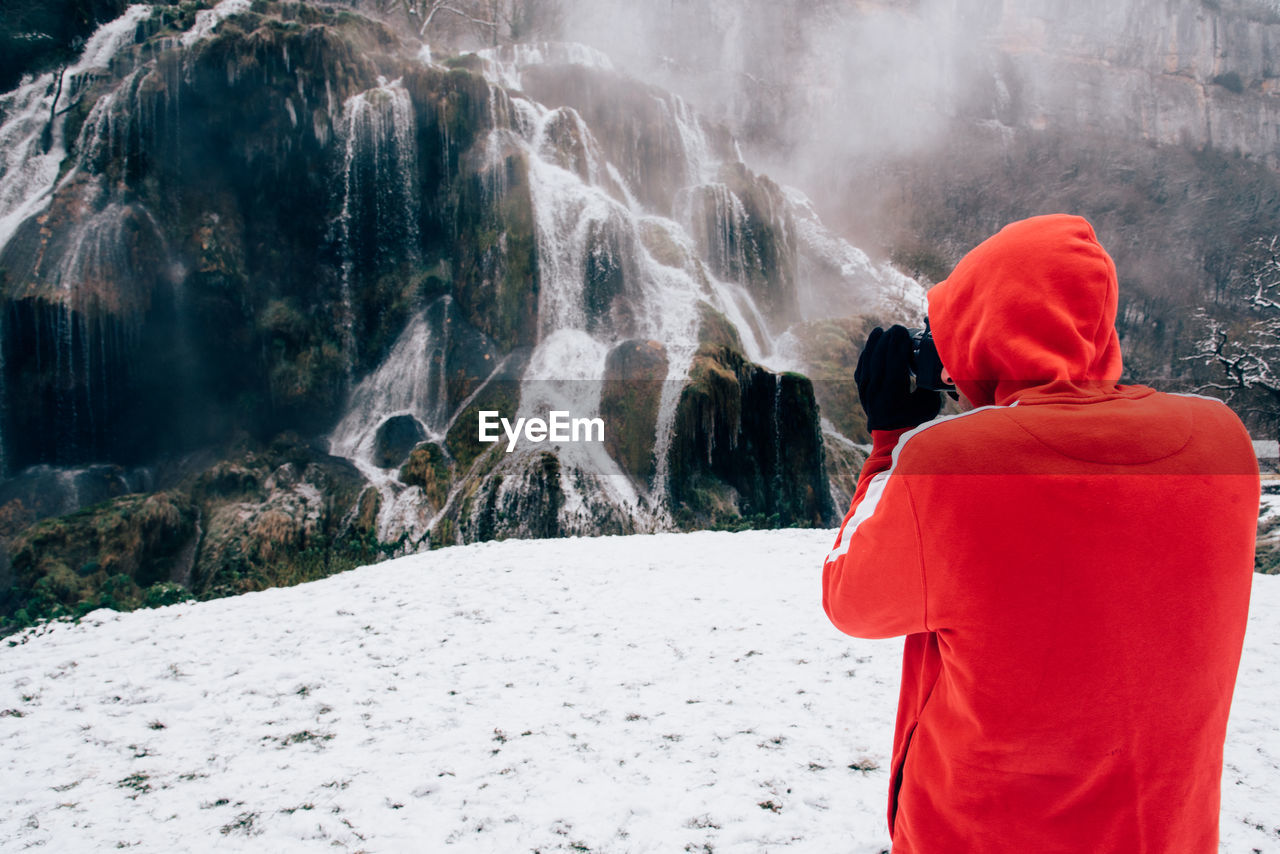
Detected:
[{"left": 0, "top": 529, "right": 1276, "bottom": 852}]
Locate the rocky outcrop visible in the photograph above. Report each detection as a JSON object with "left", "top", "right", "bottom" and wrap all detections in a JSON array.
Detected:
[
  {"left": 976, "top": 0, "right": 1280, "bottom": 163},
  {"left": 680, "top": 163, "right": 799, "bottom": 332},
  {"left": 399, "top": 442, "right": 453, "bottom": 511},
  {"left": 0, "top": 3, "right": 865, "bottom": 633},
  {"left": 0, "top": 2, "right": 542, "bottom": 473},
  {"left": 0, "top": 431, "right": 378, "bottom": 628},
  {"left": 5, "top": 491, "right": 198, "bottom": 624},
  {"left": 0, "top": 0, "right": 129, "bottom": 91},
  {"left": 373, "top": 415, "right": 427, "bottom": 468},
  {"left": 791, "top": 316, "right": 874, "bottom": 445},
  {"left": 668, "top": 305, "right": 833, "bottom": 529},
  {"left": 519, "top": 63, "right": 737, "bottom": 214},
  {"left": 599, "top": 339, "right": 668, "bottom": 486}
]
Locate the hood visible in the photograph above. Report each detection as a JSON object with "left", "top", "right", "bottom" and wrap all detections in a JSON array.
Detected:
[{"left": 926, "top": 214, "right": 1124, "bottom": 408}]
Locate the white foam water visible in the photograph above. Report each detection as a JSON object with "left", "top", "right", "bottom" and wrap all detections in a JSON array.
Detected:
[{"left": 0, "top": 5, "right": 153, "bottom": 255}]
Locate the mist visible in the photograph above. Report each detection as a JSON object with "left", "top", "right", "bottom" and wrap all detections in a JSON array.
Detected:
[{"left": 548, "top": 0, "right": 1280, "bottom": 259}]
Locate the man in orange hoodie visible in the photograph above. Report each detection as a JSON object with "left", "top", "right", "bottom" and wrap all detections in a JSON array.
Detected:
[{"left": 823, "top": 214, "right": 1259, "bottom": 853}]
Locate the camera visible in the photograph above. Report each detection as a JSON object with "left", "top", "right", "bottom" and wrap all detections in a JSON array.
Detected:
[{"left": 907, "top": 322, "right": 956, "bottom": 393}]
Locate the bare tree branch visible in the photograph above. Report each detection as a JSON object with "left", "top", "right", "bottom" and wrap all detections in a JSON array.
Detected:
[{"left": 1184, "top": 236, "right": 1280, "bottom": 434}]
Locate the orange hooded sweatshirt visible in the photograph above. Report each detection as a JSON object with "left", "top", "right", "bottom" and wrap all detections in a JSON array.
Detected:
[{"left": 823, "top": 215, "right": 1259, "bottom": 853}]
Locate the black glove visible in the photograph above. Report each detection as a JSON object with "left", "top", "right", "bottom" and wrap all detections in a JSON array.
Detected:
[{"left": 855, "top": 325, "right": 943, "bottom": 431}]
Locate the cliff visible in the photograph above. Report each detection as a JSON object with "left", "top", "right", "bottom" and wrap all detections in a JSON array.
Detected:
[{"left": 0, "top": 1, "right": 916, "bottom": 630}]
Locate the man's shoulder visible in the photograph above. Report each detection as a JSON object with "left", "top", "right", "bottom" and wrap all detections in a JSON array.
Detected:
[
  {"left": 891, "top": 406, "right": 1030, "bottom": 474},
  {"left": 891, "top": 390, "right": 1255, "bottom": 474}
]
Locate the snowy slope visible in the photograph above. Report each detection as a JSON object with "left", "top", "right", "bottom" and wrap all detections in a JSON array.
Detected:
[{"left": 0, "top": 529, "right": 1277, "bottom": 853}]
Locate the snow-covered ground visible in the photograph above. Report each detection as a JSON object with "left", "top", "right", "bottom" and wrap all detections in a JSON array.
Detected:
[{"left": 0, "top": 529, "right": 1276, "bottom": 853}]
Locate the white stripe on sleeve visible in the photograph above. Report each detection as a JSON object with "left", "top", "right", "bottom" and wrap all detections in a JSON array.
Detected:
[{"left": 823, "top": 402, "right": 1013, "bottom": 567}]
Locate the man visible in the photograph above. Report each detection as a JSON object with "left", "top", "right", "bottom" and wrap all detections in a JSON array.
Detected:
[{"left": 822, "top": 214, "right": 1259, "bottom": 853}]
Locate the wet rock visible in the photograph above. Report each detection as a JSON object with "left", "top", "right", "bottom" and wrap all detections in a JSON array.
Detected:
[
  {"left": 668, "top": 304, "right": 833, "bottom": 529},
  {"left": 444, "top": 348, "right": 530, "bottom": 470},
  {"left": 5, "top": 491, "right": 199, "bottom": 623},
  {"left": 520, "top": 64, "right": 736, "bottom": 215},
  {"left": 399, "top": 442, "right": 453, "bottom": 512},
  {"left": 469, "top": 452, "right": 564, "bottom": 541},
  {"left": 353, "top": 487, "right": 381, "bottom": 538},
  {"left": 789, "top": 316, "right": 874, "bottom": 444},
  {"left": 452, "top": 149, "right": 541, "bottom": 353},
  {"left": 373, "top": 415, "right": 427, "bottom": 469},
  {"left": 681, "top": 162, "right": 799, "bottom": 332},
  {"left": 583, "top": 210, "right": 640, "bottom": 337},
  {"left": 600, "top": 339, "right": 668, "bottom": 486}
]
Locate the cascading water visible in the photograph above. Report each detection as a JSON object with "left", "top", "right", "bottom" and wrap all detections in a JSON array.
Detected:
[
  {"left": 328, "top": 309, "right": 449, "bottom": 464},
  {"left": 333, "top": 78, "right": 421, "bottom": 377},
  {"left": 1, "top": 3, "right": 921, "bottom": 544},
  {"left": 0, "top": 4, "right": 153, "bottom": 254},
  {"left": 785, "top": 186, "right": 927, "bottom": 321},
  {"left": 493, "top": 43, "right": 926, "bottom": 532},
  {"left": 473, "top": 42, "right": 616, "bottom": 92},
  {"left": 328, "top": 298, "right": 455, "bottom": 542},
  {"left": 179, "top": 0, "right": 252, "bottom": 48},
  {"left": 452, "top": 49, "right": 819, "bottom": 532},
  {"left": 0, "top": 5, "right": 152, "bottom": 478},
  {"left": 0, "top": 1, "right": 265, "bottom": 484}
]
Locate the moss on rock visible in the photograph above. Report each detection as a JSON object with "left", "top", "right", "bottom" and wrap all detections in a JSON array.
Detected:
[
  {"left": 400, "top": 442, "right": 453, "bottom": 511},
  {"left": 668, "top": 307, "right": 833, "bottom": 529},
  {"left": 444, "top": 350, "right": 528, "bottom": 470},
  {"left": 452, "top": 150, "right": 540, "bottom": 353},
  {"left": 789, "top": 316, "right": 874, "bottom": 444},
  {"left": 600, "top": 339, "right": 668, "bottom": 486},
  {"left": 5, "top": 492, "right": 198, "bottom": 627}
]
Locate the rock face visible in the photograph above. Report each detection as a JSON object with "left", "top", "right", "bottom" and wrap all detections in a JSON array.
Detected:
[
  {"left": 668, "top": 306, "right": 832, "bottom": 529},
  {"left": 680, "top": 163, "right": 799, "bottom": 333},
  {"left": 0, "top": 3, "right": 922, "bottom": 631},
  {"left": 373, "top": 415, "right": 427, "bottom": 469},
  {"left": 0, "top": 0, "right": 130, "bottom": 91},
  {"left": 577, "top": 0, "right": 1280, "bottom": 418},
  {"left": 599, "top": 339, "right": 668, "bottom": 486},
  {"left": 6, "top": 491, "right": 198, "bottom": 624},
  {"left": 977, "top": 0, "right": 1280, "bottom": 163}
]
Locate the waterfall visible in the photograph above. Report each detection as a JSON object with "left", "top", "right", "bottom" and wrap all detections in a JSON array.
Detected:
[
  {"left": 785, "top": 186, "right": 927, "bottom": 320},
  {"left": 328, "top": 303, "right": 450, "bottom": 468},
  {"left": 0, "top": 310, "right": 6, "bottom": 477},
  {"left": 470, "top": 77, "right": 805, "bottom": 530},
  {"left": 0, "top": 5, "right": 152, "bottom": 255},
  {"left": 666, "top": 94, "right": 716, "bottom": 188},
  {"left": 327, "top": 302, "right": 448, "bottom": 544},
  {"left": 679, "top": 183, "right": 752, "bottom": 284},
  {"left": 180, "top": 0, "right": 252, "bottom": 48},
  {"left": 0, "top": 10, "right": 919, "bottom": 538},
  {"left": 333, "top": 78, "right": 421, "bottom": 376},
  {"left": 772, "top": 373, "right": 784, "bottom": 512},
  {"left": 0, "top": 2, "right": 258, "bottom": 481},
  {"left": 473, "top": 42, "right": 616, "bottom": 92}
]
